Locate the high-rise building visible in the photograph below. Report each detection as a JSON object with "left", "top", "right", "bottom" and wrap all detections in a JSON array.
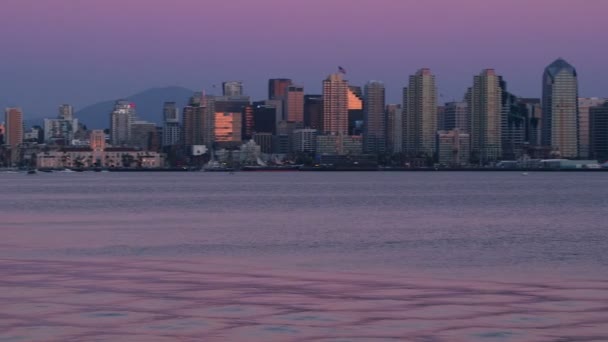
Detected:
[
  {"left": 385, "top": 104, "right": 402, "bottom": 154},
  {"left": 437, "top": 129, "right": 470, "bottom": 166},
  {"left": 251, "top": 101, "right": 278, "bottom": 134},
  {"left": 578, "top": 97, "right": 606, "bottom": 158},
  {"left": 4, "top": 107, "right": 23, "bottom": 147},
  {"left": 285, "top": 85, "right": 304, "bottom": 123},
  {"left": 110, "top": 100, "right": 136, "bottom": 146},
  {"left": 292, "top": 128, "right": 317, "bottom": 153},
  {"left": 304, "top": 95, "right": 323, "bottom": 131},
  {"left": 322, "top": 73, "right": 349, "bottom": 135},
  {"left": 214, "top": 112, "right": 242, "bottom": 145},
  {"left": 222, "top": 81, "right": 243, "bottom": 97},
  {"left": 253, "top": 132, "right": 273, "bottom": 154},
  {"left": 403, "top": 68, "right": 437, "bottom": 158},
  {"left": 90, "top": 130, "right": 106, "bottom": 152},
  {"left": 590, "top": 102, "right": 608, "bottom": 162},
  {"left": 44, "top": 118, "right": 79, "bottom": 145},
  {"left": 58, "top": 104, "right": 74, "bottom": 121},
  {"left": 182, "top": 93, "right": 205, "bottom": 148},
  {"left": 268, "top": 78, "right": 292, "bottom": 100},
  {"left": 162, "top": 102, "right": 180, "bottom": 147},
  {"left": 443, "top": 102, "right": 468, "bottom": 132},
  {"left": 131, "top": 121, "right": 157, "bottom": 150},
  {"left": 348, "top": 86, "right": 364, "bottom": 135},
  {"left": 500, "top": 77, "right": 526, "bottom": 160},
  {"left": 363, "top": 81, "right": 386, "bottom": 154},
  {"left": 467, "top": 69, "right": 502, "bottom": 164},
  {"left": 518, "top": 98, "right": 542, "bottom": 147},
  {"left": 242, "top": 105, "right": 255, "bottom": 140},
  {"left": 542, "top": 58, "right": 579, "bottom": 158}
]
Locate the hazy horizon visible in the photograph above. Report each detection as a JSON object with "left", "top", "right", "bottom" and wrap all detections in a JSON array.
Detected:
[{"left": 2, "top": 0, "right": 607, "bottom": 118}]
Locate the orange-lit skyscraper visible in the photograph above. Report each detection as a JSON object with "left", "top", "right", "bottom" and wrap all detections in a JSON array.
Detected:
[
  {"left": 285, "top": 85, "right": 304, "bottom": 123},
  {"left": 322, "top": 73, "right": 349, "bottom": 135},
  {"left": 4, "top": 107, "right": 23, "bottom": 147},
  {"left": 90, "top": 130, "right": 106, "bottom": 152}
]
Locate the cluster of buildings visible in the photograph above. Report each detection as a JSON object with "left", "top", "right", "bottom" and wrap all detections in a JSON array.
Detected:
[{"left": 2, "top": 58, "right": 608, "bottom": 169}]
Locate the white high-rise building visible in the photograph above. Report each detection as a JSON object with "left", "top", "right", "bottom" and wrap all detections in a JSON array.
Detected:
[
  {"left": 110, "top": 100, "right": 136, "bottom": 146},
  {"left": 162, "top": 102, "right": 180, "bottom": 147},
  {"left": 467, "top": 69, "right": 502, "bottom": 164},
  {"left": 403, "top": 68, "right": 437, "bottom": 157}
]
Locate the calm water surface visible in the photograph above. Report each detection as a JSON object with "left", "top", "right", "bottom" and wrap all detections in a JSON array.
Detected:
[{"left": 1, "top": 172, "right": 608, "bottom": 341}]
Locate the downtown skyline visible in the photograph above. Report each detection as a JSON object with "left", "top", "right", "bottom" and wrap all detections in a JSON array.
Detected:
[{"left": 1, "top": 0, "right": 607, "bottom": 117}]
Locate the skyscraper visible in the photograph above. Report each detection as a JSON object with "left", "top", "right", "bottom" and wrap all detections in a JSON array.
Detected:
[
  {"left": 385, "top": 104, "right": 402, "bottom": 154},
  {"left": 322, "top": 73, "right": 349, "bottom": 135},
  {"left": 90, "top": 130, "right": 106, "bottom": 152},
  {"left": 4, "top": 107, "right": 23, "bottom": 147},
  {"left": 268, "top": 78, "right": 292, "bottom": 100},
  {"left": 222, "top": 81, "right": 243, "bottom": 97},
  {"left": 304, "top": 95, "right": 323, "bottom": 131},
  {"left": 110, "top": 100, "right": 136, "bottom": 146},
  {"left": 578, "top": 97, "right": 606, "bottom": 158},
  {"left": 58, "top": 104, "right": 74, "bottom": 121},
  {"left": 467, "top": 69, "right": 502, "bottom": 163},
  {"left": 363, "top": 81, "right": 386, "bottom": 154},
  {"left": 403, "top": 68, "right": 437, "bottom": 158},
  {"left": 285, "top": 85, "right": 304, "bottom": 123},
  {"left": 542, "top": 58, "right": 579, "bottom": 158},
  {"left": 182, "top": 93, "right": 206, "bottom": 148},
  {"left": 500, "top": 77, "right": 526, "bottom": 160},
  {"left": 348, "top": 86, "right": 364, "bottom": 135},
  {"left": 590, "top": 102, "right": 608, "bottom": 162},
  {"left": 162, "top": 102, "right": 180, "bottom": 147},
  {"left": 443, "top": 102, "right": 469, "bottom": 132}
]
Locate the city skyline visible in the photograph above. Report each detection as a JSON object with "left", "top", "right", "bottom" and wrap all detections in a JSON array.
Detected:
[{"left": 1, "top": 0, "right": 607, "bottom": 117}]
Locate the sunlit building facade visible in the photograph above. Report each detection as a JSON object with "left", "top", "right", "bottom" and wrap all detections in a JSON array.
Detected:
[
  {"left": 322, "top": 73, "right": 349, "bottom": 135},
  {"left": 467, "top": 69, "right": 502, "bottom": 164},
  {"left": 403, "top": 68, "right": 437, "bottom": 158}
]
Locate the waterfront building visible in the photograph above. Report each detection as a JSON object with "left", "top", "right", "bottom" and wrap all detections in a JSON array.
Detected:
[
  {"left": 251, "top": 101, "right": 278, "bottom": 134},
  {"left": 4, "top": 107, "right": 23, "bottom": 147},
  {"left": 253, "top": 132, "right": 273, "bottom": 154},
  {"left": 90, "top": 130, "right": 106, "bottom": 152},
  {"left": 110, "top": 100, "right": 136, "bottom": 146},
  {"left": 385, "top": 104, "right": 402, "bottom": 154},
  {"left": 467, "top": 69, "right": 502, "bottom": 164},
  {"left": 292, "top": 128, "right": 317, "bottom": 153},
  {"left": 222, "top": 81, "right": 243, "bottom": 97},
  {"left": 215, "top": 112, "right": 242, "bottom": 146},
  {"left": 182, "top": 95, "right": 205, "bottom": 148},
  {"left": 323, "top": 73, "right": 349, "bottom": 135},
  {"left": 316, "top": 134, "right": 362, "bottom": 156},
  {"left": 578, "top": 97, "right": 606, "bottom": 158},
  {"left": 36, "top": 148, "right": 164, "bottom": 169},
  {"left": 285, "top": 85, "right": 304, "bottom": 123},
  {"left": 162, "top": 102, "right": 180, "bottom": 147},
  {"left": 590, "top": 102, "right": 608, "bottom": 162},
  {"left": 268, "top": 78, "right": 292, "bottom": 100},
  {"left": 363, "top": 81, "right": 386, "bottom": 154},
  {"left": 403, "top": 68, "right": 437, "bottom": 158},
  {"left": 500, "top": 78, "right": 526, "bottom": 160},
  {"left": 542, "top": 58, "right": 579, "bottom": 158},
  {"left": 437, "top": 129, "right": 470, "bottom": 167}
]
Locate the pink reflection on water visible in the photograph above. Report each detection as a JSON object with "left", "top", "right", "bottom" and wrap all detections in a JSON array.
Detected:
[{"left": 1, "top": 258, "right": 608, "bottom": 341}]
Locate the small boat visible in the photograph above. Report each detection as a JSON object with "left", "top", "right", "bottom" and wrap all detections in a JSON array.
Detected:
[
  {"left": 27, "top": 169, "right": 37, "bottom": 175},
  {"left": 522, "top": 172, "right": 529, "bottom": 176}
]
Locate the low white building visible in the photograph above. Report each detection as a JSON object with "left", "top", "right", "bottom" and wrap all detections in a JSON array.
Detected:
[{"left": 36, "top": 148, "right": 164, "bottom": 169}]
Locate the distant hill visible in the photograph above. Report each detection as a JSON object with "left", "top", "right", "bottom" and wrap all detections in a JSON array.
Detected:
[{"left": 75, "top": 86, "right": 194, "bottom": 129}]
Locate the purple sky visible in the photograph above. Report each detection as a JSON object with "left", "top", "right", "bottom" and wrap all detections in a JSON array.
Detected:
[{"left": 1, "top": 0, "right": 607, "bottom": 118}]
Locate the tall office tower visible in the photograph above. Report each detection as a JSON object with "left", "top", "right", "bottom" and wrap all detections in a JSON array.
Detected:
[
  {"left": 304, "top": 95, "right": 323, "bottom": 131},
  {"left": 58, "top": 104, "right": 74, "bottom": 121},
  {"left": 385, "top": 104, "right": 402, "bottom": 153},
  {"left": 590, "top": 102, "right": 608, "bottom": 162},
  {"left": 466, "top": 69, "right": 502, "bottom": 164},
  {"left": 268, "top": 78, "right": 292, "bottom": 99},
  {"left": 403, "top": 68, "right": 437, "bottom": 158},
  {"left": 213, "top": 95, "right": 249, "bottom": 146},
  {"left": 251, "top": 101, "right": 278, "bottom": 134},
  {"left": 500, "top": 78, "right": 526, "bottom": 160},
  {"left": 4, "top": 107, "right": 23, "bottom": 147},
  {"left": 578, "top": 98, "right": 606, "bottom": 158},
  {"left": 162, "top": 102, "right": 181, "bottom": 147},
  {"left": 518, "top": 98, "right": 542, "bottom": 147},
  {"left": 242, "top": 105, "right": 255, "bottom": 140},
  {"left": 110, "top": 100, "right": 136, "bottom": 146},
  {"left": 285, "top": 85, "right": 304, "bottom": 123},
  {"left": 323, "top": 73, "right": 349, "bottom": 135},
  {"left": 0, "top": 124, "right": 5, "bottom": 145},
  {"left": 348, "top": 86, "right": 364, "bottom": 135},
  {"left": 182, "top": 93, "right": 203, "bottom": 147},
  {"left": 363, "top": 81, "right": 386, "bottom": 154},
  {"left": 443, "top": 102, "right": 469, "bottom": 132},
  {"left": 542, "top": 58, "right": 579, "bottom": 158},
  {"left": 90, "top": 130, "right": 106, "bottom": 152},
  {"left": 436, "top": 106, "right": 446, "bottom": 131},
  {"left": 222, "top": 81, "right": 243, "bottom": 97}
]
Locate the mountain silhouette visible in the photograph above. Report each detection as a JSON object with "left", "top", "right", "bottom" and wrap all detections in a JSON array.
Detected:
[{"left": 74, "top": 86, "right": 195, "bottom": 129}]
